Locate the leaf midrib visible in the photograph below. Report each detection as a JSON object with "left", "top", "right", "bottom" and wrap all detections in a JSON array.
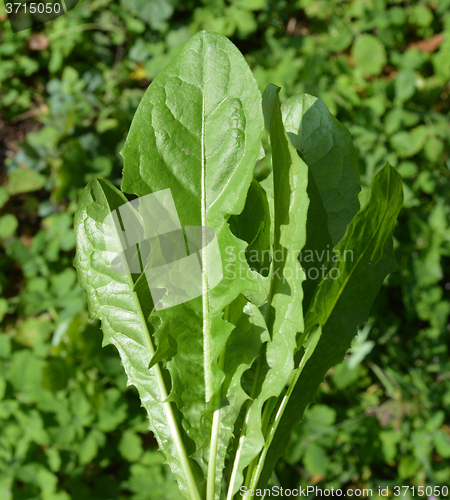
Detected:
[
  {"left": 200, "top": 37, "right": 213, "bottom": 404},
  {"left": 102, "top": 190, "right": 201, "bottom": 500},
  {"left": 199, "top": 33, "right": 220, "bottom": 500}
]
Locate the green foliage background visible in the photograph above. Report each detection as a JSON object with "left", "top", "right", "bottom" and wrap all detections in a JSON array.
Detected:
[{"left": 0, "top": 0, "right": 449, "bottom": 498}]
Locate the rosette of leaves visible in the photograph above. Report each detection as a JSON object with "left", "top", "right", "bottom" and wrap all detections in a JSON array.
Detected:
[{"left": 74, "top": 31, "right": 403, "bottom": 500}]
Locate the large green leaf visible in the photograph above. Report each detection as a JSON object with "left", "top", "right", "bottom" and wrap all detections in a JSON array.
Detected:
[
  {"left": 282, "top": 94, "right": 360, "bottom": 311},
  {"left": 227, "top": 84, "right": 309, "bottom": 498},
  {"left": 74, "top": 179, "right": 202, "bottom": 500},
  {"left": 120, "top": 31, "right": 264, "bottom": 499},
  {"left": 121, "top": 30, "right": 263, "bottom": 228},
  {"left": 282, "top": 94, "right": 360, "bottom": 247},
  {"left": 255, "top": 163, "right": 403, "bottom": 490}
]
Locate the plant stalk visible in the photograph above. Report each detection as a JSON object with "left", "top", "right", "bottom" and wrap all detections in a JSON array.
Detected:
[
  {"left": 115, "top": 210, "right": 201, "bottom": 500},
  {"left": 246, "top": 325, "right": 322, "bottom": 493},
  {"left": 207, "top": 305, "right": 229, "bottom": 500},
  {"left": 133, "top": 289, "right": 202, "bottom": 500}
]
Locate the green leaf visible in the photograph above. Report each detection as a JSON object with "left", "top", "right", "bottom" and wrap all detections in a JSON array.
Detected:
[
  {"left": 395, "top": 69, "right": 416, "bottom": 103},
  {"left": 303, "top": 442, "right": 329, "bottom": 476},
  {"left": 78, "top": 429, "right": 106, "bottom": 465},
  {"left": 300, "top": 169, "right": 334, "bottom": 310},
  {"left": 380, "top": 430, "right": 401, "bottom": 461},
  {"left": 227, "top": 84, "right": 308, "bottom": 498},
  {"left": 16, "top": 463, "right": 58, "bottom": 497},
  {"left": 398, "top": 456, "right": 421, "bottom": 479},
  {"left": 390, "top": 125, "right": 427, "bottom": 158},
  {"left": 97, "top": 387, "right": 127, "bottom": 432},
  {"left": 424, "top": 136, "right": 444, "bottom": 163},
  {"left": 0, "top": 323, "right": 10, "bottom": 347},
  {"left": 127, "top": 450, "right": 184, "bottom": 499},
  {"left": 6, "top": 168, "right": 46, "bottom": 195},
  {"left": 119, "top": 430, "right": 144, "bottom": 462},
  {"left": 124, "top": 0, "right": 175, "bottom": 26},
  {"left": 256, "top": 163, "right": 403, "bottom": 490},
  {"left": 282, "top": 93, "right": 360, "bottom": 246},
  {"left": 282, "top": 93, "right": 360, "bottom": 306},
  {"left": 434, "top": 429, "right": 450, "bottom": 458},
  {"left": 7, "top": 350, "right": 47, "bottom": 404},
  {"left": 217, "top": 296, "right": 269, "bottom": 494},
  {"left": 74, "top": 178, "right": 202, "bottom": 500},
  {"left": 0, "top": 214, "right": 18, "bottom": 239},
  {"left": 245, "top": 324, "right": 323, "bottom": 494},
  {"left": 351, "top": 34, "right": 387, "bottom": 77},
  {"left": 116, "top": 30, "right": 264, "bottom": 499},
  {"left": 121, "top": 31, "right": 263, "bottom": 227}
]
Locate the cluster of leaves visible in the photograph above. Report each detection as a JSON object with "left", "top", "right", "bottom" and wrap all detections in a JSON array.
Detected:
[
  {"left": 1, "top": 0, "right": 449, "bottom": 498},
  {"left": 262, "top": 1, "right": 450, "bottom": 493},
  {"left": 74, "top": 30, "right": 403, "bottom": 499}
]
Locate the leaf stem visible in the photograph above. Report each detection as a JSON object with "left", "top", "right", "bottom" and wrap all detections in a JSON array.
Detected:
[
  {"left": 114, "top": 208, "right": 201, "bottom": 500},
  {"left": 132, "top": 290, "right": 202, "bottom": 500},
  {"left": 227, "top": 257, "right": 278, "bottom": 498},
  {"left": 207, "top": 305, "right": 229, "bottom": 500},
  {"left": 240, "top": 256, "right": 280, "bottom": 492},
  {"left": 228, "top": 361, "right": 263, "bottom": 496},
  {"left": 246, "top": 326, "right": 322, "bottom": 492}
]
